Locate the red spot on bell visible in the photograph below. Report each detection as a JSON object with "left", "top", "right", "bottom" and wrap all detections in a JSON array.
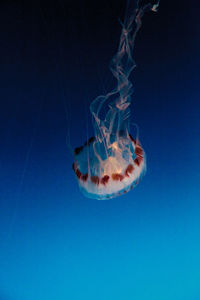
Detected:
[
  {"left": 84, "top": 136, "right": 95, "bottom": 146},
  {"left": 75, "top": 168, "right": 82, "bottom": 179},
  {"left": 112, "top": 173, "right": 124, "bottom": 181},
  {"left": 74, "top": 146, "right": 83, "bottom": 155},
  {"left": 81, "top": 173, "right": 88, "bottom": 182},
  {"left": 91, "top": 176, "right": 100, "bottom": 185},
  {"left": 135, "top": 146, "right": 143, "bottom": 157},
  {"left": 101, "top": 175, "right": 110, "bottom": 185},
  {"left": 125, "top": 164, "right": 134, "bottom": 177},
  {"left": 134, "top": 157, "right": 143, "bottom": 166}
]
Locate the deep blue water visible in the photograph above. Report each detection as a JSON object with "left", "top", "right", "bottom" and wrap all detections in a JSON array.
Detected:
[{"left": 0, "top": 1, "right": 200, "bottom": 299}]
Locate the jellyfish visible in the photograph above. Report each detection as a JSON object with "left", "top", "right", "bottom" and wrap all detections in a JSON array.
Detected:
[{"left": 72, "top": 0, "right": 159, "bottom": 200}]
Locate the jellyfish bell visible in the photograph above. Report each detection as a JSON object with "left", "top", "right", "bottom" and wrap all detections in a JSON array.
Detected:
[{"left": 73, "top": 132, "right": 146, "bottom": 200}]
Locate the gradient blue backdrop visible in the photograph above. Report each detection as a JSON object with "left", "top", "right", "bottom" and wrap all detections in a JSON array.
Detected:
[{"left": 0, "top": 1, "right": 199, "bottom": 299}]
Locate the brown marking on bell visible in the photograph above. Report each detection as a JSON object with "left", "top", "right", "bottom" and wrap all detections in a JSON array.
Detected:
[
  {"left": 129, "top": 134, "right": 136, "bottom": 144},
  {"left": 88, "top": 136, "right": 95, "bottom": 144},
  {"left": 125, "top": 164, "right": 134, "bottom": 177},
  {"left": 74, "top": 146, "right": 83, "bottom": 155},
  {"left": 134, "top": 156, "right": 143, "bottom": 166},
  {"left": 101, "top": 175, "right": 110, "bottom": 185},
  {"left": 81, "top": 173, "right": 88, "bottom": 182},
  {"left": 130, "top": 185, "right": 134, "bottom": 190},
  {"left": 112, "top": 173, "right": 124, "bottom": 181},
  {"left": 84, "top": 136, "right": 95, "bottom": 146},
  {"left": 135, "top": 146, "right": 143, "bottom": 157},
  {"left": 123, "top": 190, "right": 127, "bottom": 194},
  {"left": 91, "top": 176, "right": 100, "bottom": 185},
  {"left": 75, "top": 168, "right": 82, "bottom": 179}
]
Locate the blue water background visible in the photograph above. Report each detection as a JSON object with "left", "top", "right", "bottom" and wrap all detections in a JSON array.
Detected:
[{"left": 0, "top": 1, "right": 199, "bottom": 299}]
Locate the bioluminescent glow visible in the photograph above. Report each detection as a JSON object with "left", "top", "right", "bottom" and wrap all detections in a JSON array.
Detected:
[{"left": 73, "top": 0, "right": 159, "bottom": 200}]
